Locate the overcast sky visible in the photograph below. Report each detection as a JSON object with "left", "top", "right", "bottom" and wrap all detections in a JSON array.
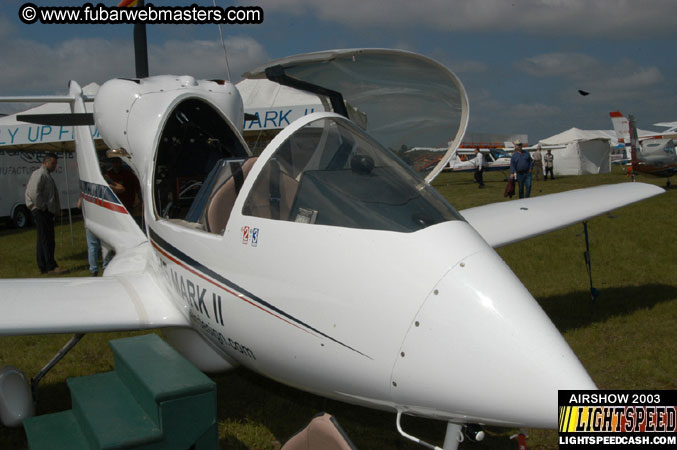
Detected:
[{"left": 1, "top": 0, "right": 675, "bottom": 142}]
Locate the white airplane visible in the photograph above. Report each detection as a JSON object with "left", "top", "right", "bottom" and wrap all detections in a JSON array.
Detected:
[
  {"left": 0, "top": 49, "right": 664, "bottom": 450},
  {"left": 444, "top": 148, "right": 511, "bottom": 173},
  {"left": 610, "top": 111, "right": 677, "bottom": 186},
  {"left": 610, "top": 111, "right": 677, "bottom": 145}
]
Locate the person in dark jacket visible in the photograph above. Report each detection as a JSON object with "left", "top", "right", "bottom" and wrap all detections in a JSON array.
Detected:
[
  {"left": 25, "top": 153, "right": 67, "bottom": 274},
  {"left": 509, "top": 140, "right": 533, "bottom": 198},
  {"left": 544, "top": 149, "right": 555, "bottom": 180}
]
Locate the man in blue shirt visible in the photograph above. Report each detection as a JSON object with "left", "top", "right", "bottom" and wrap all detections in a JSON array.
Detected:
[{"left": 509, "top": 140, "right": 533, "bottom": 198}]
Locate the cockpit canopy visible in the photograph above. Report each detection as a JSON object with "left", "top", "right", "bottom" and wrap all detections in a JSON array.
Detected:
[
  {"left": 242, "top": 115, "right": 462, "bottom": 232},
  {"left": 243, "top": 49, "right": 469, "bottom": 182},
  {"left": 151, "top": 50, "right": 468, "bottom": 235}
]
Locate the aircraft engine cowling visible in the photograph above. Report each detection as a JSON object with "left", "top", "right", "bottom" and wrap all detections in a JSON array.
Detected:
[
  {"left": 93, "top": 78, "right": 141, "bottom": 154},
  {"left": 94, "top": 76, "right": 244, "bottom": 185}
]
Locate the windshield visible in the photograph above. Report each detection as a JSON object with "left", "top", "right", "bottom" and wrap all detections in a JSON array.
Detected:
[
  {"left": 490, "top": 149, "right": 510, "bottom": 159},
  {"left": 244, "top": 49, "right": 469, "bottom": 181},
  {"left": 242, "top": 116, "right": 462, "bottom": 232}
]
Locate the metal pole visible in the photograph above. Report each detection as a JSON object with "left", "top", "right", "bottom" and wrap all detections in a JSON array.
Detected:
[
  {"left": 442, "top": 423, "right": 463, "bottom": 450},
  {"left": 32, "top": 334, "right": 85, "bottom": 405},
  {"left": 133, "top": 0, "right": 149, "bottom": 78},
  {"left": 62, "top": 143, "right": 74, "bottom": 246}
]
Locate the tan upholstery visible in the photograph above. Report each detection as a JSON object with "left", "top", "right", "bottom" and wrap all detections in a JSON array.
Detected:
[
  {"left": 167, "top": 218, "right": 205, "bottom": 231},
  {"left": 281, "top": 413, "right": 357, "bottom": 450},
  {"left": 206, "top": 157, "right": 257, "bottom": 234},
  {"left": 242, "top": 161, "right": 299, "bottom": 220}
]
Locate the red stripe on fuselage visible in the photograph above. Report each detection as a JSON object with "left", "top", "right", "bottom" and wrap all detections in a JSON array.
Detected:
[
  {"left": 149, "top": 239, "right": 314, "bottom": 337},
  {"left": 81, "top": 193, "right": 128, "bottom": 214}
]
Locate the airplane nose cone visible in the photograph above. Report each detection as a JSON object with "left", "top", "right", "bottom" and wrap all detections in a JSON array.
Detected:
[{"left": 390, "top": 249, "right": 596, "bottom": 428}]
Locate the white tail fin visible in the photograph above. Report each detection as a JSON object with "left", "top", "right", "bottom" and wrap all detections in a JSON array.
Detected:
[
  {"left": 609, "top": 111, "right": 630, "bottom": 144},
  {"left": 0, "top": 84, "right": 146, "bottom": 252},
  {"left": 68, "top": 81, "right": 147, "bottom": 252}
]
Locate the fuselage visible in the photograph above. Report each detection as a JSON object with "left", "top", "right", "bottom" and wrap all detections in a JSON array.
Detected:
[
  {"left": 93, "top": 75, "right": 596, "bottom": 430},
  {"left": 632, "top": 139, "right": 677, "bottom": 178},
  {"left": 446, "top": 150, "right": 511, "bottom": 173}
]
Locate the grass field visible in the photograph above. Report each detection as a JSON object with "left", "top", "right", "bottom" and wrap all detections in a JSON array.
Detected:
[{"left": 0, "top": 166, "right": 675, "bottom": 449}]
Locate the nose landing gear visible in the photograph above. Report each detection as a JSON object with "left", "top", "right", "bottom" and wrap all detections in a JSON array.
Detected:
[{"left": 396, "top": 412, "right": 486, "bottom": 450}]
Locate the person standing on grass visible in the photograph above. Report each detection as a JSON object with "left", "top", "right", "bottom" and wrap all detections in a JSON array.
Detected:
[
  {"left": 77, "top": 197, "right": 113, "bottom": 277},
  {"left": 544, "top": 149, "right": 555, "bottom": 180},
  {"left": 25, "top": 153, "right": 67, "bottom": 275},
  {"left": 473, "top": 148, "right": 485, "bottom": 188},
  {"left": 532, "top": 144, "right": 543, "bottom": 181},
  {"left": 509, "top": 140, "right": 533, "bottom": 198}
]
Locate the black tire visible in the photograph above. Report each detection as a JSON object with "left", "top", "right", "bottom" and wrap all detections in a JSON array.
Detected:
[{"left": 12, "top": 206, "right": 31, "bottom": 229}]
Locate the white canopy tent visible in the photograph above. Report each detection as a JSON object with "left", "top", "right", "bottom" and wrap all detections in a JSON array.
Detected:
[
  {"left": 0, "top": 83, "right": 99, "bottom": 147},
  {"left": 539, "top": 128, "right": 611, "bottom": 176},
  {"left": 0, "top": 84, "right": 99, "bottom": 237},
  {"left": 236, "top": 78, "right": 323, "bottom": 132}
]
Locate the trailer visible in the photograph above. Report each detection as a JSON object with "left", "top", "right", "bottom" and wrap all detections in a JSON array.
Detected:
[{"left": 0, "top": 149, "right": 79, "bottom": 228}]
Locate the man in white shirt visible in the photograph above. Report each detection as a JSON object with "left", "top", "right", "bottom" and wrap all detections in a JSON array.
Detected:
[
  {"left": 25, "top": 154, "right": 67, "bottom": 274},
  {"left": 473, "top": 148, "right": 485, "bottom": 188}
]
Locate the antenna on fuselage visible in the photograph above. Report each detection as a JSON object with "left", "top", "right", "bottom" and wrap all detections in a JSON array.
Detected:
[{"left": 213, "top": 0, "right": 232, "bottom": 82}]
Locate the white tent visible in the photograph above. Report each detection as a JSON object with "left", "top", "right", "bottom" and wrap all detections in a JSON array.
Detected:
[
  {"left": 236, "top": 78, "right": 323, "bottom": 132},
  {"left": 539, "top": 128, "right": 611, "bottom": 176},
  {"left": 0, "top": 83, "right": 99, "bottom": 147}
]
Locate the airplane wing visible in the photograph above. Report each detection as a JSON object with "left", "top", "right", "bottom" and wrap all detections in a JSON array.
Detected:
[
  {"left": 0, "top": 245, "right": 188, "bottom": 336},
  {"left": 0, "top": 274, "right": 188, "bottom": 336},
  {"left": 460, "top": 183, "right": 664, "bottom": 248},
  {"left": 653, "top": 121, "right": 677, "bottom": 129}
]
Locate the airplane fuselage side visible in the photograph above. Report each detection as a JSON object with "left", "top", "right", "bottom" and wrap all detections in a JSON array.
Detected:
[
  {"left": 89, "top": 75, "right": 596, "bottom": 430},
  {"left": 137, "top": 111, "right": 596, "bottom": 429}
]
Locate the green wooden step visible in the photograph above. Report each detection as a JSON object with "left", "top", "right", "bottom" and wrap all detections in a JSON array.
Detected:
[
  {"left": 24, "top": 334, "right": 218, "bottom": 450},
  {"left": 109, "top": 334, "right": 216, "bottom": 423},
  {"left": 24, "top": 410, "right": 89, "bottom": 450},
  {"left": 68, "top": 371, "right": 162, "bottom": 449}
]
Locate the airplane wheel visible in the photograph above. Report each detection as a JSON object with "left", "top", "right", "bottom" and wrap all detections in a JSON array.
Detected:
[{"left": 12, "top": 206, "right": 31, "bottom": 229}]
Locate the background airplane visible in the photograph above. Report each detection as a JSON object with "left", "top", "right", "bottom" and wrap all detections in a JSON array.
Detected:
[
  {"left": 444, "top": 148, "right": 511, "bottom": 173},
  {"left": 610, "top": 111, "right": 677, "bottom": 186},
  {"left": 0, "top": 50, "right": 664, "bottom": 450}
]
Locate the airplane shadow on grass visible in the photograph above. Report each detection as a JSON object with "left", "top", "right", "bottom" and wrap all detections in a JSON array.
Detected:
[
  {"left": 537, "top": 284, "right": 677, "bottom": 333},
  {"left": 211, "top": 284, "right": 674, "bottom": 449},
  {"left": 213, "top": 368, "right": 449, "bottom": 450}
]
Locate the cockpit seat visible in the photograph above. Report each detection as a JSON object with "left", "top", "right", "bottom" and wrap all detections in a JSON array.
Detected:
[
  {"left": 206, "top": 157, "right": 258, "bottom": 234},
  {"left": 242, "top": 159, "right": 299, "bottom": 221},
  {"left": 281, "top": 412, "right": 357, "bottom": 450}
]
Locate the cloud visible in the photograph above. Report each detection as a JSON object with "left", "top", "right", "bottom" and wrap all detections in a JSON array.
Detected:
[
  {"left": 509, "top": 103, "right": 561, "bottom": 117},
  {"left": 519, "top": 53, "right": 599, "bottom": 78},
  {"left": 0, "top": 14, "right": 14, "bottom": 39},
  {"left": 251, "top": 0, "right": 676, "bottom": 36},
  {"left": 0, "top": 33, "right": 269, "bottom": 97},
  {"left": 150, "top": 37, "right": 269, "bottom": 81},
  {"left": 513, "top": 51, "right": 664, "bottom": 104},
  {"left": 450, "top": 60, "right": 488, "bottom": 74},
  {"left": 595, "top": 67, "right": 663, "bottom": 91}
]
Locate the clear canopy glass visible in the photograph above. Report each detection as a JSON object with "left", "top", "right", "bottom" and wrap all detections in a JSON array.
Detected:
[
  {"left": 242, "top": 116, "right": 463, "bottom": 232},
  {"left": 244, "top": 49, "right": 469, "bottom": 181}
]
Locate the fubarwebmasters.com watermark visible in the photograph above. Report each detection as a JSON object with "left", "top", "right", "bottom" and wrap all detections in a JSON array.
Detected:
[{"left": 19, "top": 2, "right": 263, "bottom": 25}]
